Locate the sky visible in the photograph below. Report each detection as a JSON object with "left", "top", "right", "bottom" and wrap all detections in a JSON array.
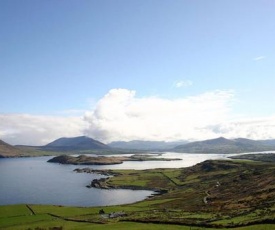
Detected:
[{"left": 1, "top": 0, "right": 275, "bottom": 145}]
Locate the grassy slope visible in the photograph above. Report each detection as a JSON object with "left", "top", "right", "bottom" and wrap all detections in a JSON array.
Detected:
[
  {"left": 102, "top": 160, "right": 275, "bottom": 226},
  {"left": 1, "top": 160, "right": 275, "bottom": 229}
]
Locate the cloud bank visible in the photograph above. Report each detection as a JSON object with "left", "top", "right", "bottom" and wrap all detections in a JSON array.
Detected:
[
  {"left": 83, "top": 88, "right": 234, "bottom": 143},
  {"left": 1, "top": 88, "right": 275, "bottom": 145},
  {"left": 207, "top": 117, "right": 275, "bottom": 140},
  {"left": 0, "top": 114, "right": 87, "bottom": 145}
]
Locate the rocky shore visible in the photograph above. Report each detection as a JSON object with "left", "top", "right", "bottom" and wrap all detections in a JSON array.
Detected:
[
  {"left": 86, "top": 177, "right": 168, "bottom": 196},
  {"left": 73, "top": 167, "right": 119, "bottom": 176}
]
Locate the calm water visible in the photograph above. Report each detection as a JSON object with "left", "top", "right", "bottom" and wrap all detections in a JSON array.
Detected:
[{"left": 0, "top": 152, "right": 227, "bottom": 207}]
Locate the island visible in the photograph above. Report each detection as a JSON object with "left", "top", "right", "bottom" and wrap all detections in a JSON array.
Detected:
[{"left": 47, "top": 154, "right": 182, "bottom": 165}]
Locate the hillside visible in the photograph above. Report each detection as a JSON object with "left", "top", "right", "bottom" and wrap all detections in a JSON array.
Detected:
[
  {"left": 230, "top": 153, "right": 275, "bottom": 162},
  {"left": 0, "top": 139, "right": 23, "bottom": 157},
  {"left": 173, "top": 137, "right": 275, "bottom": 154},
  {"left": 42, "top": 136, "right": 110, "bottom": 151},
  {"left": 259, "top": 139, "right": 275, "bottom": 146}
]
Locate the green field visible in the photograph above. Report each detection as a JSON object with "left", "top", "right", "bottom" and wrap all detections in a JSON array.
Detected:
[
  {"left": 1, "top": 204, "right": 274, "bottom": 230},
  {"left": 1, "top": 159, "right": 275, "bottom": 229}
]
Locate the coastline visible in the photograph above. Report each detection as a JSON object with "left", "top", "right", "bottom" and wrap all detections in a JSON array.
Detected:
[{"left": 74, "top": 167, "right": 168, "bottom": 197}]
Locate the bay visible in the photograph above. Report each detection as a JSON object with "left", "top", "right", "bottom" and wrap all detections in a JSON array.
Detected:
[{"left": 0, "top": 152, "right": 228, "bottom": 207}]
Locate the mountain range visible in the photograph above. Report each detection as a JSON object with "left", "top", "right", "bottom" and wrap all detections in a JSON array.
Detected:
[
  {"left": 173, "top": 137, "right": 275, "bottom": 154},
  {"left": 1, "top": 136, "right": 275, "bottom": 158},
  {"left": 108, "top": 140, "right": 187, "bottom": 150}
]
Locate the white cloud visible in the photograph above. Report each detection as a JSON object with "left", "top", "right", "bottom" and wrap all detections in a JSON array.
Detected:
[
  {"left": 206, "top": 117, "right": 275, "bottom": 140},
  {"left": 174, "top": 80, "right": 193, "bottom": 88},
  {"left": 0, "top": 114, "right": 87, "bottom": 145},
  {"left": 253, "top": 56, "right": 266, "bottom": 61},
  {"left": 83, "top": 88, "right": 235, "bottom": 143}
]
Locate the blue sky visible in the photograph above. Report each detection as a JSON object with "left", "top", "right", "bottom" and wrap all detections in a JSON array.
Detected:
[{"left": 1, "top": 0, "right": 275, "bottom": 145}]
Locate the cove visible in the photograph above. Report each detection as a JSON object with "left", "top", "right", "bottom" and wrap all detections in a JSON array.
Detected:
[{"left": 0, "top": 156, "right": 152, "bottom": 207}]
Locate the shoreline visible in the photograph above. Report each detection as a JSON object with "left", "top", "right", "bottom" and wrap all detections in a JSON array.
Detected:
[{"left": 74, "top": 167, "right": 168, "bottom": 197}]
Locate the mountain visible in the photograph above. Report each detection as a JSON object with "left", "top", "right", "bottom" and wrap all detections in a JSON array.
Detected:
[
  {"left": 108, "top": 140, "right": 188, "bottom": 150},
  {"left": 43, "top": 136, "right": 110, "bottom": 151},
  {"left": 0, "top": 139, "right": 23, "bottom": 157},
  {"left": 173, "top": 137, "right": 275, "bottom": 154},
  {"left": 259, "top": 139, "right": 275, "bottom": 146}
]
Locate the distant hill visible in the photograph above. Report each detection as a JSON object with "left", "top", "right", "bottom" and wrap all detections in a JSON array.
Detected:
[
  {"left": 108, "top": 140, "right": 188, "bottom": 150},
  {"left": 173, "top": 137, "right": 275, "bottom": 154},
  {"left": 42, "top": 136, "right": 110, "bottom": 151},
  {"left": 0, "top": 139, "right": 23, "bottom": 157},
  {"left": 258, "top": 139, "right": 275, "bottom": 146}
]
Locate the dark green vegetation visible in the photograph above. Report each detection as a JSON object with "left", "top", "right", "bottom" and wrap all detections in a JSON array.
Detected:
[
  {"left": 174, "top": 137, "right": 275, "bottom": 154},
  {"left": 48, "top": 154, "right": 181, "bottom": 165},
  {"left": 230, "top": 153, "right": 275, "bottom": 162},
  {"left": 1, "top": 159, "right": 274, "bottom": 229}
]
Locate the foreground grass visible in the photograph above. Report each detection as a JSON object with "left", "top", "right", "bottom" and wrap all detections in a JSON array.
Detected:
[
  {"left": 1, "top": 204, "right": 275, "bottom": 230},
  {"left": 1, "top": 159, "right": 275, "bottom": 229},
  {"left": 1, "top": 204, "right": 274, "bottom": 230}
]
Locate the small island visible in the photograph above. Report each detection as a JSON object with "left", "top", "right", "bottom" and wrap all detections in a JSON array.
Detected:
[{"left": 48, "top": 154, "right": 182, "bottom": 165}]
